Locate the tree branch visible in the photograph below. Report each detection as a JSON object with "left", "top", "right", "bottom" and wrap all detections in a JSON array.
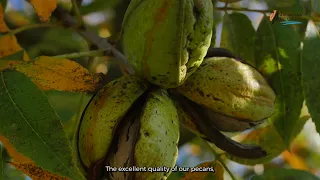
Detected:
[
  {"left": 52, "top": 48, "right": 112, "bottom": 59},
  {"left": 52, "top": 6, "right": 135, "bottom": 75},
  {"left": 214, "top": 7, "right": 272, "bottom": 13},
  {"left": 71, "top": 0, "right": 85, "bottom": 27},
  {"left": 10, "top": 23, "right": 62, "bottom": 35}
]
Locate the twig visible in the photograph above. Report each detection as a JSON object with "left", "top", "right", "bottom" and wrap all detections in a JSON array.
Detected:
[
  {"left": 52, "top": 48, "right": 112, "bottom": 59},
  {"left": 216, "top": 154, "right": 237, "bottom": 180},
  {"left": 214, "top": 6, "right": 314, "bottom": 20},
  {"left": 71, "top": 0, "right": 85, "bottom": 27},
  {"left": 52, "top": 6, "right": 135, "bottom": 75},
  {"left": 9, "top": 23, "right": 62, "bottom": 35},
  {"left": 215, "top": 6, "right": 313, "bottom": 20},
  {"left": 215, "top": 7, "right": 272, "bottom": 13},
  {"left": 204, "top": 142, "right": 236, "bottom": 180}
]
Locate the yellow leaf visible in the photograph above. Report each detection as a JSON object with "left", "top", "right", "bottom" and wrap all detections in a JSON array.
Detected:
[
  {"left": 9, "top": 162, "right": 70, "bottom": 180},
  {"left": 181, "top": 161, "right": 224, "bottom": 180},
  {"left": 0, "top": 34, "right": 30, "bottom": 61},
  {"left": 282, "top": 151, "right": 309, "bottom": 170},
  {"left": 23, "top": 51, "right": 30, "bottom": 61},
  {"left": 0, "top": 6, "right": 30, "bottom": 61},
  {"left": 28, "top": 0, "right": 57, "bottom": 22},
  {"left": 1, "top": 136, "right": 71, "bottom": 179},
  {"left": 5, "top": 11, "right": 31, "bottom": 27},
  {"left": 0, "top": 60, "right": 21, "bottom": 71},
  {"left": 0, "top": 4, "right": 9, "bottom": 33},
  {"left": 0, "top": 136, "right": 33, "bottom": 163},
  {"left": 15, "top": 56, "right": 101, "bottom": 92},
  {"left": 0, "top": 35, "right": 22, "bottom": 58}
]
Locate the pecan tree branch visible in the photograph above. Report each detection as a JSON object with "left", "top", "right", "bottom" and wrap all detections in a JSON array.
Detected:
[{"left": 52, "top": 6, "right": 135, "bottom": 75}]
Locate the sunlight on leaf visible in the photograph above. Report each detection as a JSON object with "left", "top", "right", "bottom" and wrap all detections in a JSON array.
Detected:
[
  {"left": 0, "top": 70, "right": 85, "bottom": 179},
  {"left": 28, "top": 0, "right": 57, "bottom": 22},
  {"left": 278, "top": 48, "right": 289, "bottom": 59},
  {"left": 9, "top": 162, "right": 69, "bottom": 180},
  {"left": 15, "top": 56, "right": 101, "bottom": 92},
  {"left": 282, "top": 150, "right": 309, "bottom": 170},
  {"left": 257, "top": 55, "right": 278, "bottom": 76},
  {"left": 0, "top": 4, "right": 8, "bottom": 33},
  {"left": 181, "top": 161, "right": 224, "bottom": 180},
  {"left": 254, "top": 17, "right": 303, "bottom": 148}
]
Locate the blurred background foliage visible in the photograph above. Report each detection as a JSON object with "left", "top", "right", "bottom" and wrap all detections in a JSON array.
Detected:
[{"left": 1, "top": 0, "right": 320, "bottom": 179}]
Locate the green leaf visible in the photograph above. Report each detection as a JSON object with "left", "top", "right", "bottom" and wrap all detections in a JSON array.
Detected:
[
  {"left": 0, "top": 145, "right": 3, "bottom": 180},
  {"left": 0, "top": 0, "right": 7, "bottom": 9},
  {"left": 45, "top": 91, "right": 92, "bottom": 122},
  {"left": 296, "top": 19, "right": 309, "bottom": 40},
  {"left": 220, "top": 12, "right": 256, "bottom": 66},
  {"left": 251, "top": 168, "right": 320, "bottom": 180},
  {"left": 3, "top": 164, "right": 25, "bottom": 180},
  {"left": 0, "top": 70, "right": 85, "bottom": 180},
  {"left": 80, "top": 0, "right": 121, "bottom": 15},
  {"left": 302, "top": 36, "right": 320, "bottom": 134},
  {"left": 209, "top": 11, "right": 222, "bottom": 48},
  {"left": 27, "top": 28, "right": 86, "bottom": 59},
  {"left": 254, "top": 17, "right": 304, "bottom": 148},
  {"left": 0, "top": 50, "right": 25, "bottom": 60},
  {"left": 295, "top": 1, "right": 312, "bottom": 40},
  {"left": 290, "top": 102, "right": 310, "bottom": 142},
  {"left": 62, "top": 93, "right": 91, "bottom": 175},
  {"left": 311, "top": 0, "right": 320, "bottom": 13}
]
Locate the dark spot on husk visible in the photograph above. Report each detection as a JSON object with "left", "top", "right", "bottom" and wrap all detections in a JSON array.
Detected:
[
  {"left": 144, "top": 132, "right": 150, "bottom": 137},
  {"left": 112, "top": 81, "right": 118, "bottom": 85},
  {"left": 197, "top": 88, "right": 205, "bottom": 97}
]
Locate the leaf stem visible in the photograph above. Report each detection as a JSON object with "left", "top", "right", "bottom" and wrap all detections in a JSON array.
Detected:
[
  {"left": 216, "top": 154, "right": 237, "bottom": 180},
  {"left": 215, "top": 7, "right": 272, "bottom": 13},
  {"left": 52, "top": 6, "right": 135, "bottom": 75},
  {"left": 215, "top": 6, "right": 313, "bottom": 20},
  {"left": 71, "top": 0, "right": 84, "bottom": 27},
  {"left": 52, "top": 48, "right": 112, "bottom": 59},
  {"left": 204, "top": 141, "right": 237, "bottom": 180},
  {"left": 10, "top": 23, "right": 62, "bottom": 35}
]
